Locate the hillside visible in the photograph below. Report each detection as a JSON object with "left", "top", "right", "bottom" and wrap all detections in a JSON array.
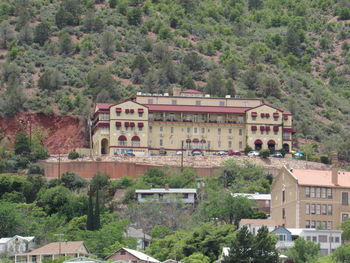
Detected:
[{"left": 1, "top": 0, "right": 350, "bottom": 157}]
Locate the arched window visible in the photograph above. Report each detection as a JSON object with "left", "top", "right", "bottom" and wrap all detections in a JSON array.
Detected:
[
  {"left": 118, "top": 135, "right": 127, "bottom": 146},
  {"left": 131, "top": 136, "right": 140, "bottom": 147}
]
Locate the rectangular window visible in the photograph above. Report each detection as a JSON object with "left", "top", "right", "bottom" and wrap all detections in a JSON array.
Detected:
[
  {"left": 196, "top": 100, "right": 201, "bottom": 105},
  {"left": 311, "top": 221, "right": 316, "bottom": 228},
  {"left": 282, "top": 190, "right": 285, "bottom": 202},
  {"left": 327, "top": 188, "right": 332, "bottom": 199},
  {"left": 327, "top": 221, "right": 332, "bottom": 230},
  {"left": 321, "top": 188, "right": 326, "bottom": 198},
  {"left": 316, "top": 188, "right": 321, "bottom": 198},
  {"left": 335, "top": 237, "right": 340, "bottom": 243},
  {"left": 342, "top": 213, "right": 349, "bottom": 222},
  {"left": 279, "top": 235, "right": 286, "bottom": 241},
  {"left": 342, "top": 192, "right": 349, "bottom": 205},
  {"left": 194, "top": 127, "right": 198, "bottom": 134},
  {"left": 187, "top": 127, "right": 191, "bottom": 133},
  {"left": 306, "top": 236, "right": 311, "bottom": 241},
  {"left": 306, "top": 187, "right": 310, "bottom": 197},
  {"left": 160, "top": 139, "right": 163, "bottom": 146},
  {"left": 316, "top": 204, "right": 321, "bottom": 215},
  {"left": 171, "top": 127, "right": 174, "bottom": 134},
  {"left": 311, "top": 187, "right": 315, "bottom": 198},
  {"left": 160, "top": 126, "right": 163, "bottom": 132},
  {"left": 148, "top": 99, "right": 154, "bottom": 104},
  {"left": 282, "top": 208, "right": 285, "bottom": 219},
  {"left": 100, "top": 113, "right": 109, "bottom": 120},
  {"left": 149, "top": 126, "right": 152, "bottom": 132},
  {"left": 311, "top": 204, "right": 315, "bottom": 214},
  {"left": 201, "top": 128, "right": 205, "bottom": 133},
  {"left": 218, "top": 141, "right": 221, "bottom": 147},
  {"left": 306, "top": 204, "right": 310, "bottom": 215},
  {"left": 218, "top": 128, "right": 221, "bottom": 135},
  {"left": 219, "top": 101, "right": 225, "bottom": 106},
  {"left": 306, "top": 220, "right": 310, "bottom": 228},
  {"left": 322, "top": 204, "right": 327, "bottom": 215},
  {"left": 229, "top": 128, "right": 232, "bottom": 134},
  {"left": 239, "top": 129, "right": 243, "bottom": 136},
  {"left": 132, "top": 141, "right": 140, "bottom": 147},
  {"left": 228, "top": 141, "right": 232, "bottom": 148},
  {"left": 239, "top": 141, "right": 243, "bottom": 149},
  {"left": 319, "top": 235, "right": 327, "bottom": 243},
  {"left": 172, "top": 99, "right": 177, "bottom": 105},
  {"left": 101, "top": 127, "right": 109, "bottom": 134},
  {"left": 118, "top": 141, "right": 126, "bottom": 146},
  {"left": 312, "top": 236, "right": 317, "bottom": 242},
  {"left": 327, "top": 205, "right": 332, "bottom": 215}
]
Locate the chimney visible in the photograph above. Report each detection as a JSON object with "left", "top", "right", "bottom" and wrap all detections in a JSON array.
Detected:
[
  {"left": 164, "top": 184, "right": 169, "bottom": 190},
  {"left": 172, "top": 87, "right": 181, "bottom": 96},
  {"left": 332, "top": 168, "right": 338, "bottom": 185}
]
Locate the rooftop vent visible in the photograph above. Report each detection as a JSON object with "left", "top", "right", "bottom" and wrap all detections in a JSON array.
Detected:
[{"left": 205, "top": 94, "right": 210, "bottom": 98}]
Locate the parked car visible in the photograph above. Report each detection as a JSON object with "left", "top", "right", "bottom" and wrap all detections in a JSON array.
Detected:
[
  {"left": 217, "top": 151, "right": 229, "bottom": 156},
  {"left": 229, "top": 150, "right": 241, "bottom": 156},
  {"left": 248, "top": 151, "right": 260, "bottom": 157},
  {"left": 273, "top": 152, "right": 283, "bottom": 158},
  {"left": 176, "top": 151, "right": 183, "bottom": 156},
  {"left": 191, "top": 150, "right": 203, "bottom": 156}
]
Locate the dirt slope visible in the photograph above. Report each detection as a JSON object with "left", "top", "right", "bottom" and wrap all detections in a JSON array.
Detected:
[{"left": 0, "top": 113, "right": 86, "bottom": 154}]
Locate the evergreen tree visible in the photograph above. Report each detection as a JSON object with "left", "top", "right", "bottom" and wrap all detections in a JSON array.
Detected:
[
  {"left": 252, "top": 226, "right": 279, "bottom": 263},
  {"left": 109, "top": 0, "right": 117, "bottom": 8},
  {"left": 248, "top": 0, "right": 263, "bottom": 10},
  {"left": 126, "top": 7, "right": 142, "bottom": 26},
  {"left": 18, "top": 23, "right": 33, "bottom": 44},
  {"left": 94, "top": 189, "right": 101, "bottom": 230},
  {"left": 101, "top": 31, "right": 115, "bottom": 58},
  {"left": 58, "top": 31, "right": 74, "bottom": 55},
  {"left": 34, "top": 22, "right": 50, "bottom": 46},
  {"left": 223, "top": 226, "right": 254, "bottom": 263},
  {"left": 0, "top": 21, "right": 16, "bottom": 48},
  {"left": 86, "top": 189, "right": 94, "bottom": 230},
  {"left": 284, "top": 25, "right": 302, "bottom": 57},
  {"left": 131, "top": 54, "right": 150, "bottom": 74},
  {"left": 14, "top": 131, "right": 31, "bottom": 156}
]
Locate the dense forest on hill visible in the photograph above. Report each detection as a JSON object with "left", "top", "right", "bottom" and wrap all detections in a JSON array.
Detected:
[{"left": 2, "top": 0, "right": 350, "bottom": 157}]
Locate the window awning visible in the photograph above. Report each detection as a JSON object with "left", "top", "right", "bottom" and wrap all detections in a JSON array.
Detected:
[
  {"left": 273, "top": 126, "right": 279, "bottom": 132},
  {"left": 266, "top": 113, "right": 270, "bottom": 118},
  {"left": 124, "top": 122, "right": 130, "bottom": 127},
  {"left": 200, "top": 139, "right": 206, "bottom": 143},
  {"left": 115, "top": 122, "right": 121, "bottom": 127},
  {"left": 192, "top": 138, "right": 199, "bottom": 143},
  {"left": 273, "top": 112, "right": 279, "bottom": 118},
  {"left": 265, "top": 126, "right": 271, "bottom": 131},
  {"left": 131, "top": 136, "right": 140, "bottom": 141},
  {"left": 116, "top": 108, "right": 122, "bottom": 112},
  {"left": 268, "top": 140, "right": 276, "bottom": 145},
  {"left": 261, "top": 113, "right": 265, "bottom": 118},
  {"left": 251, "top": 126, "right": 257, "bottom": 131},
  {"left": 284, "top": 115, "right": 288, "bottom": 120},
  {"left": 251, "top": 112, "right": 258, "bottom": 117},
  {"left": 130, "top": 109, "right": 134, "bottom": 113},
  {"left": 130, "top": 122, "right": 135, "bottom": 127},
  {"left": 260, "top": 126, "right": 265, "bottom": 131},
  {"left": 186, "top": 139, "right": 191, "bottom": 143},
  {"left": 138, "top": 108, "right": 144, "bottom": 113},
  {"left": 138, "top": 122, "right": 144, "bottom": 127},
  {"left": 255, "top": 139, "right": 263, "bottom": 144},
  {"left": 97, "top": 123, "right": 109, "bottom": 127},
  {"left": 125, "top": 109, "right": 130, "bottom": 113},
  {"left": 283, "top": 128, "right": 294, "bottom": 133},
  {"left": 118, "top": 135, "right": 127, "bottom": 141}
]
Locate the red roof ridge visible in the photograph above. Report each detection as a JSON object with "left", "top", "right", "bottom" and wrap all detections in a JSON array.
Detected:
[{"left": 181, "top": 89, "right": 203, "bottom": 94}]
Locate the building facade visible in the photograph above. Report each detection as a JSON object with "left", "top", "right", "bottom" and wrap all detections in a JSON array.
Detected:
[
  {"left": 92, "top": 90, "right": 293, "bottom": 156},
  {"left": 232, "top": 193, "right": 271, "bottom": 215},
  {"left": 271, "top": 166, "right": 350, "bottom": 230},
  {"left": 106, "top": 247, "right": 159, "bottom": 263},
  {"left": 136, "top": 188, "right": 197, "bottom": 204},
  {"left": 0, "top": 236, "right": 35, "bottom": 257}
]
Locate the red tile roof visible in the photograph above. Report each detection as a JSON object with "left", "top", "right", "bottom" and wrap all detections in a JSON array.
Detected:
[
  {"left": 145, "top": 104, "right": 250, "bottom": 114},
  {"left": 18, "top": 241, "right": 88, "bottom": 255},
  {"left": 290, "top": 169, "right": 350, "bottom": 187},
  {"left": 95, "top": 103, "right": 115, "bottom": 110},
  {"left": 181, "top": 89, "right": 203, "bottom": 94}
]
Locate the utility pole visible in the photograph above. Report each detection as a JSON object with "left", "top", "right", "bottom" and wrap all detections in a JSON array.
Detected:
[
  {"left": 88, "top": 119, "right": 93, "bottom": 160},
  {"left": 181, "top": 140, "right": 184, "bottom": 172},
  {"left": 54, "top": 234, "right": 64, "bottom": 258}
]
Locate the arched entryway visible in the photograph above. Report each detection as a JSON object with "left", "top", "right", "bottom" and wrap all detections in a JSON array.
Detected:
[
  {"left": 254, "top": 139, "right": 262, "bottom": 151},
  {"left": 283, "top": 143, "right": 290, "bottom": 153},
  {"left": 268, "top": 140, "right": 276, "bottom": 152},
  {"left": 101, "top": 138, "right": 109, "bottom": 155}
]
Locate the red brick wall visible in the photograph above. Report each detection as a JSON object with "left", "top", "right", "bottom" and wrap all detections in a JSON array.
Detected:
[{"left": 39, "top": 161, "right": 219, "bottom": 179}]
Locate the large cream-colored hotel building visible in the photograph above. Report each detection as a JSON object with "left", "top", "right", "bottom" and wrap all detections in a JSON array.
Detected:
[{"left": 92, "top": 89, "right": 294, "bottom": 156}]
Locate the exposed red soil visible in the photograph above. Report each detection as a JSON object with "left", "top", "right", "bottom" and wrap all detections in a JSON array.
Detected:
[{"left": 0, "top": 113, "right": 86, "bottom": 154}]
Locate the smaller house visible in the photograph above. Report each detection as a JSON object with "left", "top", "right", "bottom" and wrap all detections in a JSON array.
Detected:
[
  {"left": 0, "top": 235, "right": 35, "bottom": 257},
  {"left": 126, "top": 227, "right": 151, "bottom": 250},
  {"left": 15, "top": 241, "right": 90, "bottom": 263},
  {"left": 232, "top": 193, "right": 271, "bottom": 215},
  {"left": 272, "top": 227, "right": 343, "bottom": 255},
  {"left": 239, "top": 219, "right": 276, "bottom": 234},
  {"left": 64, "top": 257, "right": 104, "bottom": 263},
  {"left": 136, "top": 188, "right": 197, "bottom": 204},
  {"left": 106, "top": 247, "right": 159, "bottom": 263}
]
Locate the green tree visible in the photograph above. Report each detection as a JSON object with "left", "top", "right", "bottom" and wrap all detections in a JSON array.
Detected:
[
  {"left": 252, "top": 226, "right": 279, "bottom": 263},
  {"left": 109, "top": 0, "right": 117, "bottom": 8},
  {"left": 37, "top": 185, "right": 72, "bottom": 215},
  {"left": 127, "top": 7, "right": 142, "bottom": 26},
  {"left": 14, "top": 131, "right": 31, "bottom": 156},
  {"left": 18, "top": 23, "right": 33, "bottom": 44},
  {"left": 101, "top": 31, "right": 115, "bottom": 58},
  {"left": 248, "top": 0, "right": 263, "bottom": 10},
  {"left": 286, "top": 237, "right": 320, "bottom": 263},
  {"left": 0, "top": 85, "right": 27, "bottom": 117},
  {"left": 86, "top": 190, "right": 94, "bottom": 230},
  {"left": 284, "top": 25, "right": 303, "bottom": 57},
  {"left": 243, "top": 67, "right": 260, "bottom": 90},
  {"left": 61, "top": 172, "right": 87, "bottom": 190},
  {"left": 182, "top": 253, "right": 210, "bottom": 263},
  {"left": 0, "top": 21, "right": 16, "bottom": 48},
  {"left": 94, "top": 189, "right": 101, "bottom": 230},
  {"left": 340, "top": 218, "right": 350, "bottom": 240},
  {"left": 332, "top": 243, "right": 350, "bottom": 262},
  {"left": 183, "top": 52, "right": 203, "bottom": 71},
  {"left": 34, "top": 22, "right": 50, "bottom": 46},
  {"left": 131, "top": 54, "right": 150, "bottom": 74},
  {"left": 91, "top": 172, "right": 110, "bottom": 192},
  {"left": 205, "top": 70, "right": 226, "bottom": 97},
  {"left": 0, "top": 202, "right": 23, "bottom": 237},
  {"left": 223, "top": 226, "right": 254, "bottom": 263},
  {"left": 58, "top": 31, "right": 75, "bottom": 55},
  {"left": 38, "top": 71, "right": 62, "bottom": 92}
]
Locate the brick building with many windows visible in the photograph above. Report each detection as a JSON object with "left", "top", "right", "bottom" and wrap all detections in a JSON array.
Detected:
[
  {"left": 271, "top": 166, "right": 350, "bottom": 230},
  {"left": 92, "top": 89, "right": 293, "bottom": 156}
]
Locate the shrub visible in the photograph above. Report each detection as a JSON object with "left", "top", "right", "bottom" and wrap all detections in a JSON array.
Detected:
[
  {"left": 27, "top": 164, "right": 45, "bottom": 175},
  {"left": 68, "top": 151, "right": 79, "bottom": 160},
  {"left": 259, "top": 149, "right": 270, "bottom": 158},
  {"left": 244, "top": 146, "right": 253, "bottom": 155}
]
